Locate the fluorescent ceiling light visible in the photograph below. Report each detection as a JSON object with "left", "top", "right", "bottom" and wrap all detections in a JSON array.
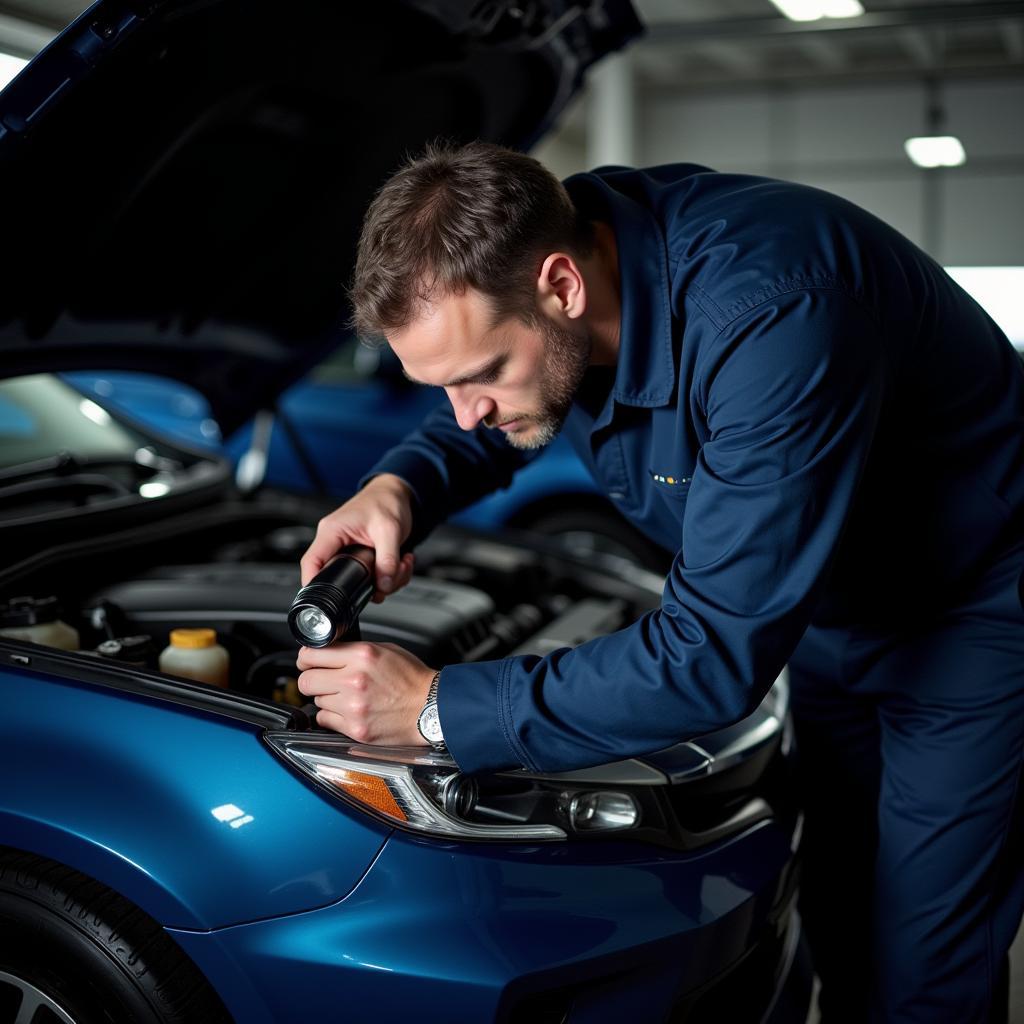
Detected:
[
  {"left": 0, "top": 52, "right": 28, "bottom": 90},
  {"left": 945, "top": 267, "right": 1024, "bottom": 350},
  {"left": 904, "top": 135, "right": 967, "bottom": 168},
  {"left": 769, "top": 0, "right": 865, "bottom": 21}
]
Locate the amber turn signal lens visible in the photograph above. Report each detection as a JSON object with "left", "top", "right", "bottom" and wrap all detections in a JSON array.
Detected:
[{"left": 315, "top": 764, "right": 407, "bottom": 822}]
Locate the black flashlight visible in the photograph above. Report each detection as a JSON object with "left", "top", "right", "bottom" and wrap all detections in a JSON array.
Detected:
[{"left": 288, "top": 544, "right": 376, "bottom": 648}]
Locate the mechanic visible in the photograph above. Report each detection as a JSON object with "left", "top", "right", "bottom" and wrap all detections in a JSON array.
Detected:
[{"left": 297, "top": 141, "right": 1024, "bottom": 1023}]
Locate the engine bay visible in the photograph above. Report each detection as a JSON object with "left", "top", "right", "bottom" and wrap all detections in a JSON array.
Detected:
[{"left": 0, "top": 508, "right": 661, "bottom": 711}]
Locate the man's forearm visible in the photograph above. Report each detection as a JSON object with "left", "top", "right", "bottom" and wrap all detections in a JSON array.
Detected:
[{"left": 359, "top": 401, "right": 536, "bottom": 533}]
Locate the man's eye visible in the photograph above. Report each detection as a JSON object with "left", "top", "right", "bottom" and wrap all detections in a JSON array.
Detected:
[{"left": 476, "top": 369, "right": 501, "bottom": 386}]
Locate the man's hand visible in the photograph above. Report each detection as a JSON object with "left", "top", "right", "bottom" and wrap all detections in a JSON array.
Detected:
[
  {"left": 296, "top": 641, "right": 436, "bottom": 745},
  {"left": 300, "top": 473, "right": 416, "bottom": 602}
]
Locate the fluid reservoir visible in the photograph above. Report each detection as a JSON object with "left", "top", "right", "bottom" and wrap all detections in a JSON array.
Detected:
[
  {"left": 0, "top": 596, "right": 80, "bottom": 650},
  {"left": 159, "top": 628, "right": 230, "bottom": 687}
]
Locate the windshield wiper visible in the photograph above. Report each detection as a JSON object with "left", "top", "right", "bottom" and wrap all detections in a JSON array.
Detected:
[{"left": 0, "top": 448, "right": 181, "bottom": 486}]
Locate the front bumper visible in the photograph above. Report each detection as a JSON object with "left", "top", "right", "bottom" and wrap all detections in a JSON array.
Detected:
[{"left": 167, "top": 814, "right": 808, "bottom": 1024}]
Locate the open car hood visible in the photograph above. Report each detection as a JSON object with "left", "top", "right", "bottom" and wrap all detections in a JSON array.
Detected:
[{"left": 0, "top": 0, "right": 641, "bottom": 434}]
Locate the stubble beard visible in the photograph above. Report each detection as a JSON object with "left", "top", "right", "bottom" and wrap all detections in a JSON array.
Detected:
[{"left": 501, "top": 318, "right": 591, "bottom": 451}]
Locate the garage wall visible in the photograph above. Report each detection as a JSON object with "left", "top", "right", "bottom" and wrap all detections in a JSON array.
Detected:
[
  {"left": 639, "top": 77, "right": 1024, "bottom": 267},
  {"left": 535, "top": 75, "right": 1024, "bottom": 268}
]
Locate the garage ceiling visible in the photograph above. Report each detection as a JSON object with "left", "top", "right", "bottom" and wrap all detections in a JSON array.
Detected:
[
  {"left": 634, "top": 0, "right": 1024, "bottom": 89},
  {"left": 1, "top": 0, "right": 1022, "bottom": 87}
]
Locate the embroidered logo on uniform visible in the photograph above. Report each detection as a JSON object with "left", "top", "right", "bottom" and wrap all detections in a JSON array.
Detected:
[{"left": 651, "top": 472, "right": 690, "bottom": 486}]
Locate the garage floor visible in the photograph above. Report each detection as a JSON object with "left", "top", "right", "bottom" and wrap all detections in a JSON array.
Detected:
[{"left": 805, "top": 921, "right": 1024, "bottom": 1022}]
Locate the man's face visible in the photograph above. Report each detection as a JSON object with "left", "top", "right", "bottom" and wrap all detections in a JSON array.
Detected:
[{"left": 388, "top": 288, "right": 591, "bottom": 450}]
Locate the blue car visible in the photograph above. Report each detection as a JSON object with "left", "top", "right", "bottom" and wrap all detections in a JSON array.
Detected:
[
  {"left": 0, "top": 2, "right": 811, "bottom": 1022},
  {"left": 66, "top": 339, "right": 672, "bottom": 572}
]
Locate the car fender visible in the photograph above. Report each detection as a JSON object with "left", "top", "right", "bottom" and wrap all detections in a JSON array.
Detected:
[{"left": 0, "top": 665, "right": 390, "bottom": 929}]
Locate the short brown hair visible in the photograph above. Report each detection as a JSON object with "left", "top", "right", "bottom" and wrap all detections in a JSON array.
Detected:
[{"left": 350, "top": 140, "right": 592, "bottom": 339}]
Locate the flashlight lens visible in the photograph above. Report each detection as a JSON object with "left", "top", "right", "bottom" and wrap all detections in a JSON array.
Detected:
[{"left": 297, "top": 606, "right": 333, "bottom": 643}]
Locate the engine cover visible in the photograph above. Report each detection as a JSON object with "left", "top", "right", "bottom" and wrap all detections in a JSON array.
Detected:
[{"left": 90, "top": 564, "right": 495, "bottom": 665}]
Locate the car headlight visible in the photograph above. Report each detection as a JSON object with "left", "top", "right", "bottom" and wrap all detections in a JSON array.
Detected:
[{"left": 265, "top": 734, "right": 645, "bottom": 842}]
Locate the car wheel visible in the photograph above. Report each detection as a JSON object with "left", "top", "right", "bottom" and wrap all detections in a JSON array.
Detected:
[
  {"left": 525, "top": 505, "right": 672, "bottom": 573},
  {"left": 0, "top": 849, "right": 231, "bottom": 1024}
]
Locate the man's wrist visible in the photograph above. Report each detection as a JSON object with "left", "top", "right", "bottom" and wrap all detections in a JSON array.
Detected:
[{"left": 364, "top": 472, "right": 414, "bottom": 503}]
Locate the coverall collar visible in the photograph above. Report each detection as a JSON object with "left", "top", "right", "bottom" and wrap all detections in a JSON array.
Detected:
[{"left": 564, "top": 170, "right": 677, "bottom": 419}]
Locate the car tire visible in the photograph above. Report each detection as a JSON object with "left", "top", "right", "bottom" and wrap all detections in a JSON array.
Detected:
[
  {"left": 525, "top": 505, "right": 672, "bottom": 573},
  {"left": 0, "top": 848, "right": 231, "bottom": 1024}
]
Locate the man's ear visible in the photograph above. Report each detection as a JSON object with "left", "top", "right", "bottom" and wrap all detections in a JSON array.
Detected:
[{"left": 536, "top": 253, "right": 586, "bottom": 321}]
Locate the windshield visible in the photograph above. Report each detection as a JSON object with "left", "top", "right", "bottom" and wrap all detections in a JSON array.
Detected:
[{"left": 0, "top": 374, "right": 157, "bottom": 470}]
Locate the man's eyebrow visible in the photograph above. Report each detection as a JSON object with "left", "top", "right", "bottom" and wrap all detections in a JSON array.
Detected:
[{"left": 402, "top": 354, "right": 506, "bottom": 389}]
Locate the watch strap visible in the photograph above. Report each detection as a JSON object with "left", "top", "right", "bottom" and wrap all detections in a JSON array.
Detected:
[{"left": 417, "top": 669, "right": 445, "bottom": 749}]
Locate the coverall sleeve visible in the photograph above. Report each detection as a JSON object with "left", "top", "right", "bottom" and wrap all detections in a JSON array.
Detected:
[
  {"left": 439, "top": 288, "right": 888, "bottom": 774},
  {"left": 359, "top": 399, "right": 539, "bottom": 534}
]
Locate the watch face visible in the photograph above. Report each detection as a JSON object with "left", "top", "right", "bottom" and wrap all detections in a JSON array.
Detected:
[{"left": 418, "top": 704, "right": 443, "bottom": 744}]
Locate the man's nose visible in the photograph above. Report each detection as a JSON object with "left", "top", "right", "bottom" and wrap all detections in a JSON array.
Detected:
[{"left": 448, "top": 387, "right": 494, "bottom": 432}]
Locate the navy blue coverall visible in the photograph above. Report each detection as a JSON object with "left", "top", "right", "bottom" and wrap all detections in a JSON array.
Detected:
[{"left": 366, "top": 164, "right": 1024, "bottom": 1021}]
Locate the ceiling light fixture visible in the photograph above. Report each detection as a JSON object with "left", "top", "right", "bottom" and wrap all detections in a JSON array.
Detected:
[
  {"left": 768, "top": 0, "right": 865, "bottom": 22},
  {"left": 904, "top": 135, "right": 967, "bottom": 168}
]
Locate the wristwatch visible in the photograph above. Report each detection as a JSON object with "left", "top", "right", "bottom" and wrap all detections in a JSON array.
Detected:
[{"left": 416, "top": 669, "right": 446, "bottom": 749}]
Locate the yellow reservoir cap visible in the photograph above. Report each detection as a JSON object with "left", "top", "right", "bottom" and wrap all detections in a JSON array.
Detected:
[{"left": 169, "top": 628, "right": 217, "bottom": 649}]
